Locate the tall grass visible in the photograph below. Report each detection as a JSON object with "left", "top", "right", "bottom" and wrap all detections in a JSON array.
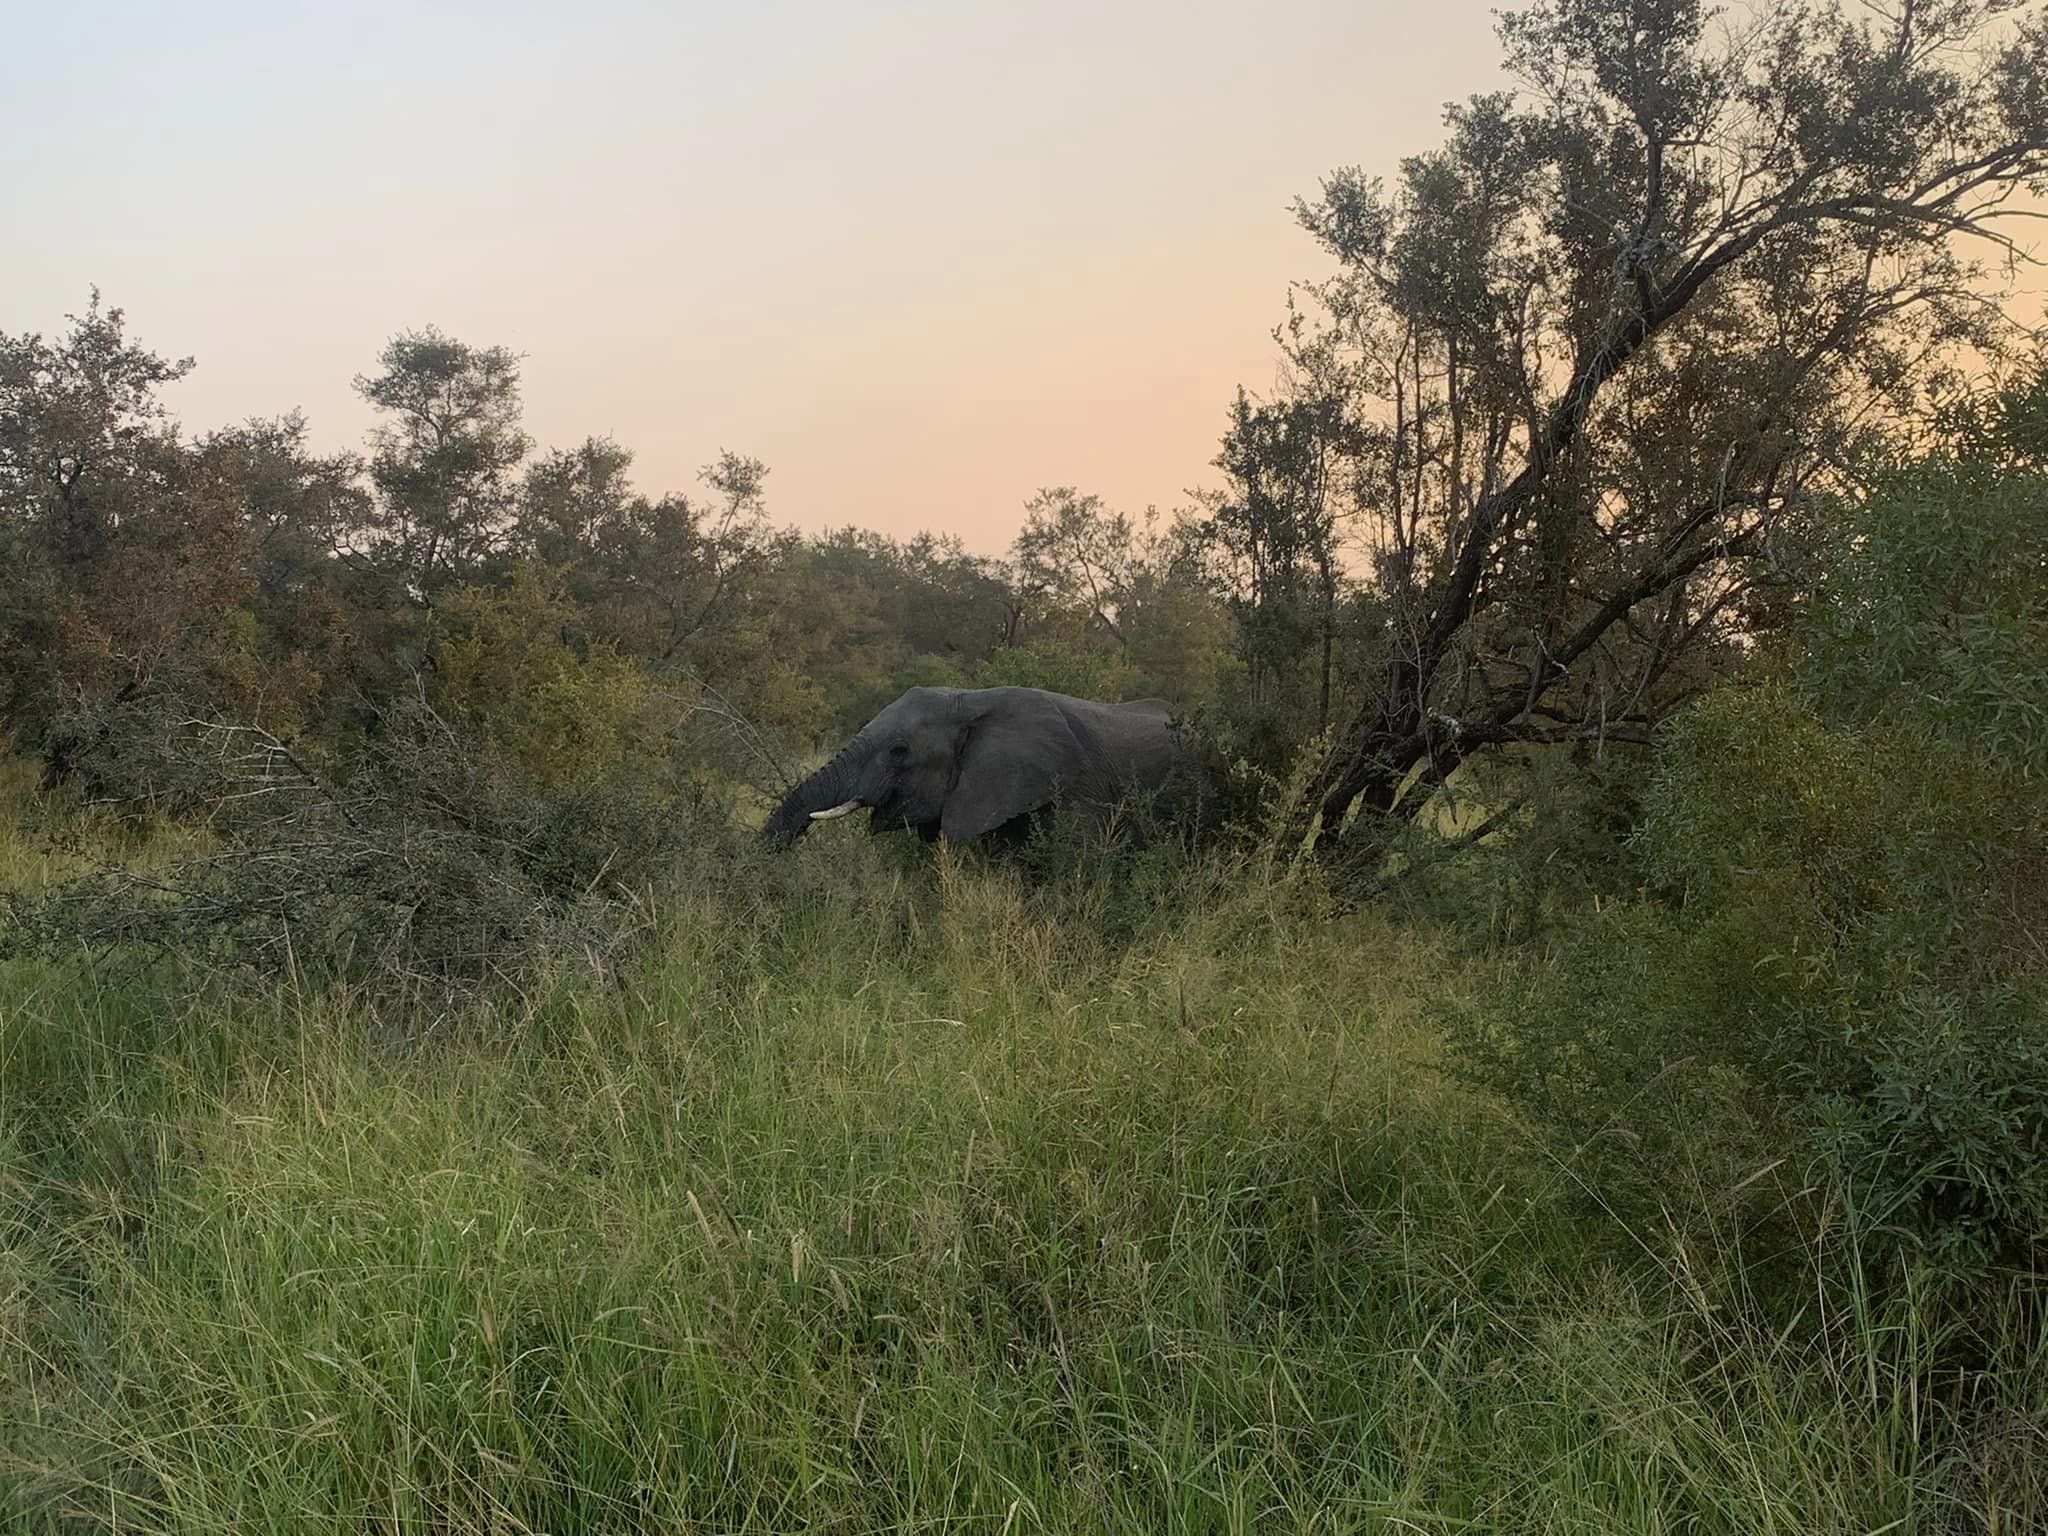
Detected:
[{"left": 3, "top": 798, "right": 2042, "bottom": 1531}]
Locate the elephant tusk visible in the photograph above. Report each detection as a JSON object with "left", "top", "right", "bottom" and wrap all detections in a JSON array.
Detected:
[{"left": 809, "top": 800, "right": 864, "bottom": 821}]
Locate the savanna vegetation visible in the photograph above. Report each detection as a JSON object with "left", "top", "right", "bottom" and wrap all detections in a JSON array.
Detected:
[{"left": 4, "top": 0, "right": 2046, "bottom": 1529}]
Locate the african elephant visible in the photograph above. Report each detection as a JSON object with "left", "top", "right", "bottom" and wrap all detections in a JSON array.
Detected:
[{"left": 762, "top": 685, "right": 1190, "bottom": 847}]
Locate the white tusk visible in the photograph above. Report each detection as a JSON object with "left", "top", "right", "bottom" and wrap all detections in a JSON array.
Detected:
[{"left": 809, "top": 800, "right": 864, "bottom": 821}]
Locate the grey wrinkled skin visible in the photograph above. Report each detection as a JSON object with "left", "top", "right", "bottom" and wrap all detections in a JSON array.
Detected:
[{"left": 762, "top": 686, "right": 1186, "bottom": 847}]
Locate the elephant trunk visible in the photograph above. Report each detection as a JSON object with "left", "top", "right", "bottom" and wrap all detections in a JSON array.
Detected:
[{"left": 762, "top": 738, "right": 872, "bottom": 844}]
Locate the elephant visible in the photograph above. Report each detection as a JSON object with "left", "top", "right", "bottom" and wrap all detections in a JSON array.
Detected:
[{"left": 762, "top": 685, "right": 1191, "bottom": 848}]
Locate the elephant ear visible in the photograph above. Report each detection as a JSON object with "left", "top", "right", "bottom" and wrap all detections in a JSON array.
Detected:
[{"left": 941, "top": 692, "right": 1083, "bottom": 842}]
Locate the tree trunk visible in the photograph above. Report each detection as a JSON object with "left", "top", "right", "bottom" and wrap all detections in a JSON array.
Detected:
[{"left": 1316, "top": 551, "right": 1336, "bottom": 735}]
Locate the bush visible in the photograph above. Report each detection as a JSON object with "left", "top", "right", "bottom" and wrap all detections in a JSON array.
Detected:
[
  {"left": 1444, "top": 464, "right": 2048, "bottom": 1285},
  {"left": 2, "top": 695, "right": 721, "bottom": 997},
  {"left": 829, "top": 651, "right": 970, "bottom": 737},
  {"left": 1364, "top": 741, "right": 1649, "bottom": 942},
  {"left": 0, "top": 561, "right": 765, "bottom": 996},
  {"left": 430, "top": 565, "right": 680, "bottom": 791},
  {"left": 972, "top": 636, "right": 1137, "bottom": 699}
]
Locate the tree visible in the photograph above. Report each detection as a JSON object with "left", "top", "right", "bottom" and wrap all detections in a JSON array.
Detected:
[
  {"left": 1201, "top": 390, "right": 1349, "bottom": 731},
  {"left": 515, "top": 435, "right": 640, "bottom": 572},
  {"left": 1284, "top": 0, "right": 2048, "bottom": 847},
  {"left": 1011, "top": 487, "right": 1140, "bottom": 645},
  {"left": 1008, "top": 489, "right": 1249, "bottom": 711},
  {"left": 198, "top": 414, "right": 372, "bottom": 727},
  {"left": 507, "top": 438, "right": 795, "bottom": 686},
  {"left": 1450, "top": 448, "right": 2048, "bottom": 1278},
  {"left": 355, "top": 328, "right": 530, "bottom": 594},
  {"left": 0, "top": 290, "right": 193, "bottom": 575},
  {"left": 1928, "top": 343, "right": 2048, "bottom": 468},
  {"left": 1117, "top": 557, "right": 1237, "bottom": 710},
  {"left": 430, "top": 563, "right": 679, "bottom": 791},
  {"left": 661, "top": 450, "right": 778, "bottom": 664},
  {"left": 0, "top": 296, "right": 266, "bottom": 761},
  {"left": 791, "top": 527, "right": 1018, "bottom": 729}
]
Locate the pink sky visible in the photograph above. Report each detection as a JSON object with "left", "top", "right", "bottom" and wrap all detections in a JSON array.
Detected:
[{"left": 6, "top": 2, "right": 2039, "bottom": 555}]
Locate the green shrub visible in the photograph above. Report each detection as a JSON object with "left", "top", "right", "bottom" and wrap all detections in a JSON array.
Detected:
[
  {"left": 430, "top": 564, "right": 680, "bottom": 791},
  {"left": 829, "top": 651, "right": 970, "bottom": 736},
  {"left": 1444, "top": 464, "right": 2048, "bottom": 1285},
  {"left": 1800, "top": 460, "right": 2048, "bottom": 781},
  {"left": 2, "top": 695, "right": 721, "bottom": 997},
  {"left": 1366, "top": 742, "right": 1650, "bottom": 943},
  {"left": 972, "top": 636, "right": 1137, "bottom": 699}
]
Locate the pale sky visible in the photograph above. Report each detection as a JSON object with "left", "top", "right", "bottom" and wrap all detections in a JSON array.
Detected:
[
  {"left": 9, "top": 3, "right": 2036, "bottom": 555},
  {"left": 3, "top": 1, "right": 1520, "bottom": 551}
]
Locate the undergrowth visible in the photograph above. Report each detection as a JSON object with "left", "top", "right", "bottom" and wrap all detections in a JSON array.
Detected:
[{"left": 4, "top": 790, "right": 2042, "bottom": 1532}]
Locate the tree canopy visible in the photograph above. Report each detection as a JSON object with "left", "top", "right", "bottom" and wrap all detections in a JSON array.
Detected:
[{"left": 1282, "top": 0, "right": 2048, "bottom": 840}]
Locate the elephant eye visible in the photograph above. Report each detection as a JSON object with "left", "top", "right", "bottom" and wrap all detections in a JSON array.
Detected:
[{"left": 888, "top": 742, "right": 909, "bottom": 760}]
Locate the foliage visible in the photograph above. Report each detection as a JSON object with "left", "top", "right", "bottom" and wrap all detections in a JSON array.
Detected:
[
  {"left": 1, "top": 696, "right": 711, "bottom": 995},
  {"left": 1446, "top": 462, "right": 2048, "bottom": 1282},
  {"left": 355, "top": 327, "right": 531, "bottom": 592},
  {"left": 1010, "top": 486, "right": 1139, "bottom": 637},
  {"left": 830, "top": 650, "right": 970, "bottom": 737},
  {"left": 1800, "top": 457, "right": 2048, "bottom": 783},
  {"left": 1197, "top": 389, "right": 1349, "bottom": 738},
  {"left": 1289, "top": 0, "right": 2048, "bottom": 842},
  {"left": 429, "top": 564, "right": 679, "bottom": 791},
  {"left": 1929, "top": 347, "right": 2048, "bottom": 470},
  {"left": 1364, "top": 739, "right": 1649, "bottom": 941},
  {"left": 1118, "top": 559, "right": 1240, "bottom": 708},
  {"left": 972, "top": 634, "right": 1137, "bottom": 700},
  {"left": 1004, "top": 488, "right": 1243, "bottom": 715}
]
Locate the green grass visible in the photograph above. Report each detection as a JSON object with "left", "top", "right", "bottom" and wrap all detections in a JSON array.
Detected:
[{"left": 2, "top": 790, "right": 2042, "bottom": 1532}]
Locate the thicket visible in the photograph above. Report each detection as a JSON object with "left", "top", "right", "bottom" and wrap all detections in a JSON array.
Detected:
[{"left": 1445, "top": 457, "right": 2048, "bottom": 1292}]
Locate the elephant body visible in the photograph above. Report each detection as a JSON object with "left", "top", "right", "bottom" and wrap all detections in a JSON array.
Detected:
[{"left": 763, "top": 685, "right": 1189, "bottom": 847}]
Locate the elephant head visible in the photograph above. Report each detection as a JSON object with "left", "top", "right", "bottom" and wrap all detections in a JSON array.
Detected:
[{"left": 762, "top": 685, "right": 1180, "bottom": 847}]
